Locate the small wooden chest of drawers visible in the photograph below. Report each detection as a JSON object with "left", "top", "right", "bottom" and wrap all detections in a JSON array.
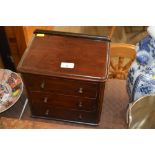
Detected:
[{"left": 17, "top": 30, "right": 110, "bottom": 125}]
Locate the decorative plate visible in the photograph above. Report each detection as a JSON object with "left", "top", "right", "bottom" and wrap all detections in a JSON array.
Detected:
[{"left": 0, "top": 69, "right": 23, "bottom": 113}]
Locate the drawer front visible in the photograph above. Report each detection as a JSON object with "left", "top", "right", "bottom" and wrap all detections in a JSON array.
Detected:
[
  {"left": 23, "top": 74, "right": 99, "bottom": 98},
  {"left": 30, "top": 104, "right": 99, "bottom": 124},
  {"left": 29, "top": 92, "right": 97, "bottom": 112}
]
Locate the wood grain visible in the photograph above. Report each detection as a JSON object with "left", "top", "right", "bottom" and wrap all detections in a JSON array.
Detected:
[{"left": 18, "top": 30, "right": 110, "bottom": 81}]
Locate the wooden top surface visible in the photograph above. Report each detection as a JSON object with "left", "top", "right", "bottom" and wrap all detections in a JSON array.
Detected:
[{"left": 18, "top": 30, "right": 110, "bottom": 82}]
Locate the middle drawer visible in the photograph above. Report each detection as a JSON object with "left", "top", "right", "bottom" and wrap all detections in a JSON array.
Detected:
[{"left": 28, "top": 92, "right": 97, "bottom": 112}]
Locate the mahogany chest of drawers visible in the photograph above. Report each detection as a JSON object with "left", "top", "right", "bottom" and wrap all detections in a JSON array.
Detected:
[{"left": 17, "top": 30, "right": 110, "bottom": 125}]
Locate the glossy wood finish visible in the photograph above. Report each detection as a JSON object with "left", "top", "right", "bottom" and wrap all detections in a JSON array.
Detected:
[
  {"left": 31, "top": 104, "right": 98, "bottom": 124},
  {"left": 18, "top": 30, "right": 110, "bottom": 82},
  {"left": 22, "top": 73, "right": 98, "bottom": 98},
  {"left": 18, "top": 30, "right": 110, "bottom": 125},
  {"left": 23, "top": 73, "right": 103, "bottom": 124},
  {"left": 28, "top": 91, "right": 97, "bottom": 111}
]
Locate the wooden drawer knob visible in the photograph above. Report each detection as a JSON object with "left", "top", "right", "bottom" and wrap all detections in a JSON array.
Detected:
[
  {"left": 40, "top": 80, "right": 45, "bottom": 89},
  {"left": 78, "top": 88, "right": 83, "bottom": 94}
]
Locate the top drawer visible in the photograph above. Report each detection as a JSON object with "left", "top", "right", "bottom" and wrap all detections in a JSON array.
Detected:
[{"left": 22, "top": 74, "right": 99, "bottom": 98}]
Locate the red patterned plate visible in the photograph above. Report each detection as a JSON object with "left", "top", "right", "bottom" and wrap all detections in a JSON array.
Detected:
[{"left": 0, "top": 69, "right": 23, "bottom": 113}]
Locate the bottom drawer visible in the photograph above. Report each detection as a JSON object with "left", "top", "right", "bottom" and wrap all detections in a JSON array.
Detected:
[{"left": 30, "top": 104, "right": 99, "bottom": 125}]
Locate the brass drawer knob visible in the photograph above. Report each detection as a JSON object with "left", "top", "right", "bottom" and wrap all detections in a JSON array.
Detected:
[
  {"left": 40, "top": 80, "right": 45, "bottom": 89},
  {"left": 45, "top": 109, "right": 49, "bottom": 116},
  {"left": 78, "top": 114, "right": 83, "bottom": 120},
  {"left": 43, "top": 97, "right": 48, "bottom": 103},
  {"left": 78, "top": 101, "right": 83, "bottom": 108},
  {"left": 78, "top": 88, "right": 83, "bottom": 94}
]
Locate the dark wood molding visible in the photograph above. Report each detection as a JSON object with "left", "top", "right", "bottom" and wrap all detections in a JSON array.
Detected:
[{"left": 34, "top": 29, "right": 111, "bottom": 42}]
